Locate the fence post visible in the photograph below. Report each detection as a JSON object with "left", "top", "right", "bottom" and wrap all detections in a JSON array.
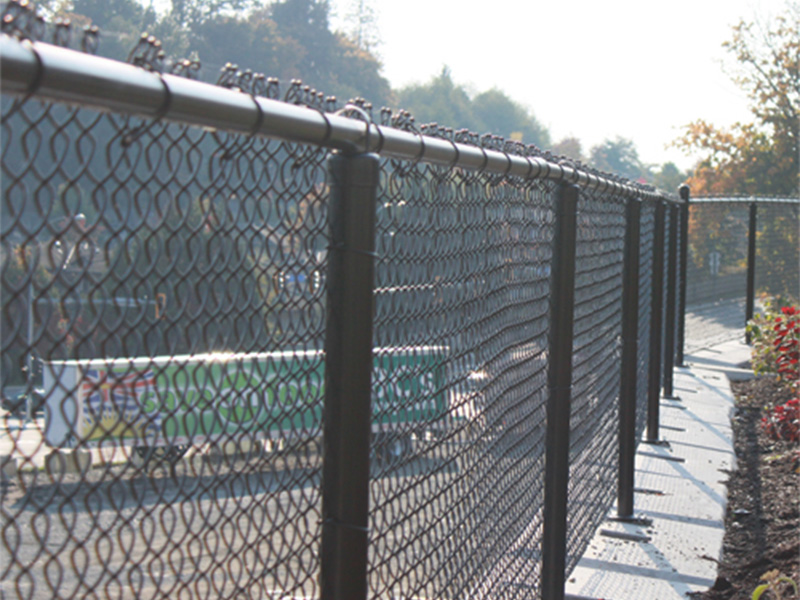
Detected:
[
  {"left": 662, "top": 203, "right": 679, "bottom": 399},
  {"left": 745, "top": 202, "right": 758, "bottom": 343},
  {"left": 618, "top": 198, "right": 641, "bottom": 519},
  {"left": 321, "top": 151, "right": 380, "bottom": 600},
  {"left": 676, "top": 185, "right": 690, "bottom": 366},
  {"left": 646, "top": 201, "right": 665, "bottom": 443},
  {"left": 541, "top": 182, "right": 579, "bottom": 600}
]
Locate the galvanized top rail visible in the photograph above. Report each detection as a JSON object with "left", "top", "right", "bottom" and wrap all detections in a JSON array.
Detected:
[{"left": 0, "top": 35, "right": 681, "bottom": 204}]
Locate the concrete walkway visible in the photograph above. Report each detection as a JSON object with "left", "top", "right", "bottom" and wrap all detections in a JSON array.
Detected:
[{"left": 565, "top": 338, "right": 752, "bottom": 600}]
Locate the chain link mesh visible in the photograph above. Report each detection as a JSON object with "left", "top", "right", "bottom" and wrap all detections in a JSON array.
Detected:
[
  {"left": 368, "top": 162, "right": 554, "bottom": 599},
  {"left": 684, "top": 201, "right": 749, "bottom": 352},
  {"left": 636, "top": 201, "right": 655, "bottom": 436},
  {"left": 0, "top": 31, "right": 728, "bottom": 600},
  {"left": 661, "top": 207, "right": 674, "bottom": 371},
  {"left": 754, "top": 202, "right": 800, "bottom": 300},
  {"left": 684, "top": 199, "right": 799, "bottom": 352},
  {"left": 565, "top": 189, "right": 625, "bottom": 573},
  {"left": 2, "top": 98, "right": 328, "bottom": 599}
]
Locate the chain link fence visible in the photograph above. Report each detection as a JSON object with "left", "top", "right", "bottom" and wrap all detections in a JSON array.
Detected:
[
  {"left": 367, "top": 163, "right": 555, "bottom": 599},
  {"left": 0, "top": 12, "right": 728, "bottom": 600},
  {"left": 635, "top": 202, "right": 655, "bottom": 445},
  {"left": 2, "top": 99, "right": 330, "bottom": 600},
  {"left": 564, "top": 191, "right": 625, "bottom": 573},
  {"left": 684, "top": 197, "right": 800, "bottom": 353}
]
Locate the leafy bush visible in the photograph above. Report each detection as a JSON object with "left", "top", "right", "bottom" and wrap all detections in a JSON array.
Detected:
[
  {"left": 749, "top": 300, "right": 800, "bottom": 444},
  {"left": 747, "top": 299, "right": 799, "bottom": 382},
  {"left": 773, "top": 305, "right": 799, "bottom": 382},
  {"left": 762, "top": 398, "right": 800, "bottom": 443}
]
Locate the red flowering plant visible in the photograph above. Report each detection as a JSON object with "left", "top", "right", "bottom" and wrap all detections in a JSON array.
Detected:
[
  {"left": 762, "top": 398, "right": 800, "bottom": 443},
  {"left": 748, "top": 301, "right": 800, "bottom": 443},
  {"left": 772, "top": 305, "right": 799, "bottom": 383},
  {"left": 764, "top": 306, "right": 800, "bottom": 443},
  {"left": 746, "top": 299, "right": 799, "bottom": 380}
]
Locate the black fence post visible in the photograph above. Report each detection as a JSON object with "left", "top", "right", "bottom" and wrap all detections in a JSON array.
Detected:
[
  {"left": 618, "top": 198, "right": 641, "bottom": 519},
  {"left": 321, "top": 151, "right": 380, "bottom": 600},
  {"left": 646, "top": 201, "right": 666, "bottom": 443},
  {"left": 662, "top": 204, "right": 679, "bottom": 399},
  {"left": 745, "top": 202, "right": 758, "bottom": 344},
  {"left": 541, "top": 182, "right": 579, "bottom": 600},
  {"left": 676, "top": 185, "right": 690, "bottom": 366}
]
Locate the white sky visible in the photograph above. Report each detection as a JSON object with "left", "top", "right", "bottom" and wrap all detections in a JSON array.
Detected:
[{"left": 332, "top": 0, "right": 786, "bottom": 171}]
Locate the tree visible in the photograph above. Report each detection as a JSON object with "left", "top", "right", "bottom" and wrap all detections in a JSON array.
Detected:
[
  {"left": 472, "top": 88, "right": 550, "bottom": 148},
  {"left": 551, "top": 136, "right": 585, "bottom": 162},
  {"left": 341, "top": 0, "right": 379, "bottom": 52},
  {"left": 651, "top": 162, "right": 687, "bottom": 194},
  {"left": 64, "top": 0, "right": 393, "bottom": 105},
  {"left": 187, "top": 9, "right": 297, "bottom": 78},
  {"left": 268, "top": 0, "right": 334, "bottom": 86},
  {"left": 675, "top": 120, "right": 793, "bottom": 195},
  {"left": 166, "top": 0, "right": 392, "bottom": 106},
  {"left": 59, "top": 0, "right": 157, "bottom": 60},
  {"left": 588, "top": 137, "right": 648, "bottom": 182},
  {"left": 326, "top": 32, "right": 393, "bottom": 106},
  {"left": 397, "top": 68, "right": 476, "bottom": 131},
  {"left": 675, "top": 6, "right": 799, "bottom": 301},
  {"left": 168, "top": 0, "right": 257, "bottom": 31},
  {"left": 398, "top": 68, "right": 550, "bottom": 147},
  {"left": 675, "top": 5, "right": 799, "bottom": 195}
]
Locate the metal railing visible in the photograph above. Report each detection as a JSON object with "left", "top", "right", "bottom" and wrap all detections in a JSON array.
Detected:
[{"left": 0, "top": 10, "right": 735, "bottom": 599}]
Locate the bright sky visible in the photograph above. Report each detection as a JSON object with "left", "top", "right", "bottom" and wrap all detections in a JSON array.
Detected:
[{"left": 332, "top": 0, "right": 786, "bottom": 171}]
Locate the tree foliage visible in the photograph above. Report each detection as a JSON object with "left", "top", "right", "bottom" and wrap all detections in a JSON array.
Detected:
[
  {"left": 675, "top": 5, "right": 799, "bottom": 195},
  {"left": 551, "top": 136, "right": 585, "bottom": 162},
  {"left": 675, "top": 6, "right": 799, "bottom": 301},
  {"left": 340, "top": 0, "right": 379, "bottom": 52},
  {"left": 51, "top": 0, "right": 157, "bottom": 60},
  {"left": 397, "top": 68, "right": 550, "bottom": 148},
  {"left": 651, "top": 162, "right": 687, "bottom": 194},
  {"left": 472, "top": 88, "right": 550, "bottom": 148},
  {"left": 168, "top": 0, "right": 255, "bottom": 30},
  {"left": 588, "top": 137, "right": 647, "bottom": 182},
  {"left": 64, "top": 0, "right": 393, "bottom": 106}
]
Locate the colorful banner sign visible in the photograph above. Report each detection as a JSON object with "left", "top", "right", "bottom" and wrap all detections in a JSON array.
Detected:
[{"left": 44, "top": 348, "right": 447, "bottom": 448}]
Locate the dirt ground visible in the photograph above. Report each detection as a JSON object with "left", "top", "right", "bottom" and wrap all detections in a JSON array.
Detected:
[{"left": 690, "top": 376, "right": 799, "bottom": 600}]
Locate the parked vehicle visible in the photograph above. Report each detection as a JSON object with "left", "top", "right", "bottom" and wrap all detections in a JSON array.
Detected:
[
  {"left": 42, "top": 347, "right": 449, "bottom": 461},
  {"left": 1, "top": 357, "right": 46, "bottom": 415},
  {"left": 1, "top": 387, "right": 46, "bottom": 415}
]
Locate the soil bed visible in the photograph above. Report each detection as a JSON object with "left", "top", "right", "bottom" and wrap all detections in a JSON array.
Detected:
[{"left": 690, "top": 376, "right": 799, "bottom": 600}]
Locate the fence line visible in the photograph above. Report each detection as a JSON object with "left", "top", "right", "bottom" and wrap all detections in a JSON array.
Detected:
[
  {"left": 0, "top": 35, "right": 676, "bottom": 204},
  {"left": 683, "top": 195, "right": 799, "bottom": 352},
  {"left": 1, "top": 17, "right": 795, "bottom": 600}
]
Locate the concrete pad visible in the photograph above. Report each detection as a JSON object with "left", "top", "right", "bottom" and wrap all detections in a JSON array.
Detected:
[{"left": 565, "top": 340, "right": 752, "bottom": 599}]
